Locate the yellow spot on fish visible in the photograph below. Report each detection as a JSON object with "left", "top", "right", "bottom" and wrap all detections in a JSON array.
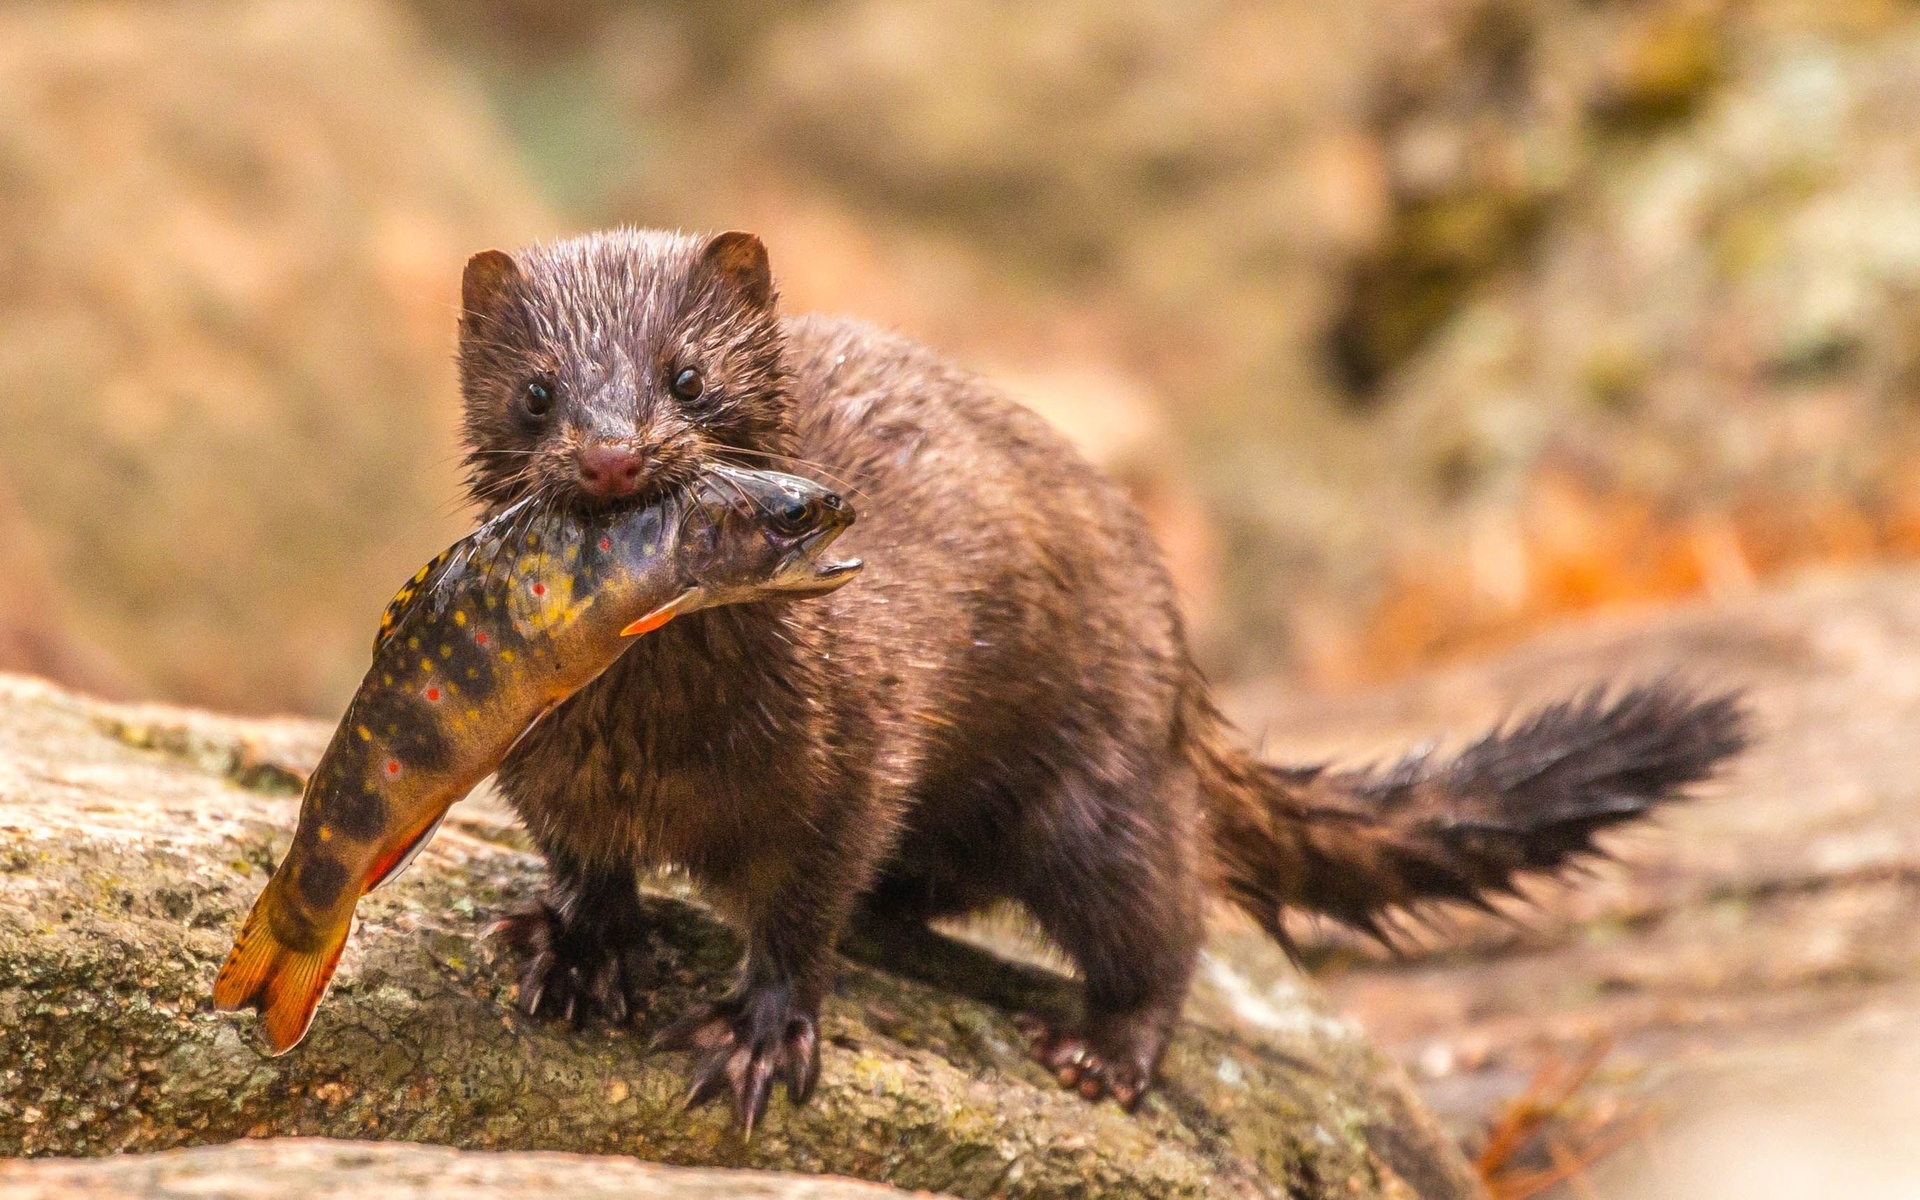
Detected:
[
  {"left": 356, "top": 725, "right": 371, "bottom": 742},
  {"left": 420, "top": 659, "right": 433, "bottom": 672},
  {"left": 500, "top": 650, "right": 516, "bottom": 664},
  {"left": 642, "top": 543, "right": 655, "bottom": 555},
  {"left": 506, "top": 551, "right": 592, "bottom": 637},
  {"left": 413, "top": 565, "right": 429, "bottom": 584},
  {"left": 466, "top": 668, "right": 477, "bottom": 680},
  {"left": 382, "top": 674, "right": 394, "bottom": 686},
  {"left": 440, "top": 645, "right": 453, "bottom": 659},
  {"left": 318, "top": 826, "right": 332, "bottom": 842},
  {"left": 407, "top": 637, "right": 420, "bottom": 651},
  {"left": 466, "top": 708, "right": 480, "bottom": 722},
  {"left": 453, "top": 611, "right": 467, "bottom": 627}
]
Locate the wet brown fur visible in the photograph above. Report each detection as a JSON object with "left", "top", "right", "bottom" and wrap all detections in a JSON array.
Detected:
[{"left": 459, "top": 229, "right": 1749, "bottom": 1128}]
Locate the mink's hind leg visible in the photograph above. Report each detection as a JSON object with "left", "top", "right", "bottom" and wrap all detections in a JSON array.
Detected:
[
  {"left": 1014, "top": 765, "right": 1205, "bottom": 1110},
  {"left": 489, "top": 854, "right": 656, "bottom": 1026}
]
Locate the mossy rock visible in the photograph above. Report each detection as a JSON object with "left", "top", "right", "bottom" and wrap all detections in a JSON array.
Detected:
[{"left": 0, "top": 674, "right": 1482, "bottom": 1199}]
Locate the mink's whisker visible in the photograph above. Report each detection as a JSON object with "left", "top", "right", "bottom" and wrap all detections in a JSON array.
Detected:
[{"left": 711, "top": 446, "right": 873, "bottom": 501}]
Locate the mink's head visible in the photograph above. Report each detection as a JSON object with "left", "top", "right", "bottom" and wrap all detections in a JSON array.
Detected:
[{"left": 456, "top": 229, "right": 792, "bottom": 512}]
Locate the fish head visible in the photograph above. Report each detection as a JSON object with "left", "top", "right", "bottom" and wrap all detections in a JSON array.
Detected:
[{"left": 681, "top": 465, "right": 862, "bottom": 606}]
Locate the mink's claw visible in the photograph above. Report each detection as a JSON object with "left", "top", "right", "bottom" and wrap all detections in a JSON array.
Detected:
[
  {"left": 738, "top": 1051, "right": 779, "bottom": 1134},
  {"left": 658, "top": 987, "right": 822, "bottom": 1136},
  {"left": 489, "top": 902, "right": 655, "bottom": 1027},
  {"left": 590, "top": 954, "right": 630, "bottom": 1023},
  {"left": 682, "top": 1046, "right": 736, "bottom": 1111},
  {"left": 782, "top": 1016, "right": 819, "bottom": 1105}
]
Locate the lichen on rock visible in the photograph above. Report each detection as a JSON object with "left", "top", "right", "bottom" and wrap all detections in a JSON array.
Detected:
[{"left": 0, "top": 673, "right": 1482, "bottom": 1199}]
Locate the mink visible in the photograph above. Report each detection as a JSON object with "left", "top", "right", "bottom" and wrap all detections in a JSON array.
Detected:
[{"left": 458, "top": 229, "right": 1749, "bottom": 1132}]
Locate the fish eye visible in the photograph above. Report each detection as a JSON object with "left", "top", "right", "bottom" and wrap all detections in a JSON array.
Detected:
[
  {"left": 670, "top": 366, "right": 704, "bottom": 401},
  {"left": 521, "top": 377, "right": 555, "bottom": 419},
  {"left": 768, "top": 492, "right": 814, "bottom": 535}
]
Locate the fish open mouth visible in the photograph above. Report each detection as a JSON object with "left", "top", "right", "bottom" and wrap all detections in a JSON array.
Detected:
[
  {"left": 781, "top": 520, "right": 862, "bottom": 595},
  {"left": 806, "top": 556, "right": 864, "bottom": 588}
]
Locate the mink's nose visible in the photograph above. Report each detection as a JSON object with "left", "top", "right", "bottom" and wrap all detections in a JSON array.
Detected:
[{"left": 575, "top": 444, "right": 646, "bottom": 499}]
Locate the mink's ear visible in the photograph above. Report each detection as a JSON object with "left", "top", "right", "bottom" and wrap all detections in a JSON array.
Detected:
[
  {"left": 699, "top": 231, "right": 774, "bottom": 310},
  {"left": 461, "top": 249, "right": 524, "bottom": 333}
]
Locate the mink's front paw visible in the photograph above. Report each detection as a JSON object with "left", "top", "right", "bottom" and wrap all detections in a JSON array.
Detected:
[
  {"left": 655, "top": 983, "right": 821, "bottom": 1135},
  {"left": 487, "top": 901, "right": 656, "bottom": 1026}
]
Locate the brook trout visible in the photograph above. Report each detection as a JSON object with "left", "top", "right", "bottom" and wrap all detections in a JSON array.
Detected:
[{"left": 213, "top": 466, "right": 860, "bottom": 1053}]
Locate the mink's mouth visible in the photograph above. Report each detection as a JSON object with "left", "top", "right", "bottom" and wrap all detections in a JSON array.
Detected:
[{"left": 567, "top": 470, "right": 696, "bottom": 515}]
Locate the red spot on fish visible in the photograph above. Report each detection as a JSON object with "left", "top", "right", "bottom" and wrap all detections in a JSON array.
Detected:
[
  {"left": 385, "top": 759, "right": 400, "bottom": 776},
  {"left": 599, "top": 537, "right": 611, "bottom": 552},
  {"left": 424, "top": 687, "right": 441, "bottom": 703},
  {"left": 531, "top": 582, "right": 547, "bottom": 597},
  {"left": 474, "top": 631, "right": 489, "bottom": 646}
]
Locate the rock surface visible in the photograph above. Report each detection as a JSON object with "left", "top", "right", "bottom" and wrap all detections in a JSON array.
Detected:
[
  {"left": 1222, "top": 566, "right": 1920, "bottom": 1185},
  {"left": 0, "top": 1138, "right": 922, "bottom": 1199},
  {"left": 0, "top": 674, "right": 1482, "bottom": 1200}
]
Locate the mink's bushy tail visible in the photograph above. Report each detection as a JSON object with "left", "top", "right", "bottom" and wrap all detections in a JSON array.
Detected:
[{"left": 1197, "top": 682, "right": 1749, "bottom": 947}]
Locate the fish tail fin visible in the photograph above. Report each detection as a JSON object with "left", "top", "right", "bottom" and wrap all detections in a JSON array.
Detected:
[{"left": 212, "top": 884, "right": 349, "bottom": 1054}]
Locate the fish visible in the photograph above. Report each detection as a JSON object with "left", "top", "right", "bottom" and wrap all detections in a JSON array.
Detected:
[{"left": 212, "top": 465, "right": 861, "bottom": 1053}]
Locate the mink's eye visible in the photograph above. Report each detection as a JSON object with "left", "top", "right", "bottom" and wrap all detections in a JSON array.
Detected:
[
  {"left": 670, "top": 367, "right": 704, "bottom": 401},
  {"left": 521, "top": 378, "right": 554, "bottom": 419}
]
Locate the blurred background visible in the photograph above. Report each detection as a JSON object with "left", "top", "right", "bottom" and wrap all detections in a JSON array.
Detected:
[
  {"left": 8, "top": 0, "right": 1920, "bottom": 1194},
  {"left": 19, "top": 0, "right": 1920, "bottom": 716}
]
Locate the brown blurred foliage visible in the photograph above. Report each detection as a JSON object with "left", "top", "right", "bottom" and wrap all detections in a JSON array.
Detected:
[
  {"left": 401, "top": 0, "right": 1920, "bottom": 682},
  {"left": 7, "top": 0, "right": 1920, "bottom": 711},
  {"left": 1357, "top": 461, "right": 1920, "bottom": 680},
  {"left": 0, "top": 466, "right": 134, "bottom": 699},
  {"left": 0, "top": 0, "right": 553, "bottom": 711}
]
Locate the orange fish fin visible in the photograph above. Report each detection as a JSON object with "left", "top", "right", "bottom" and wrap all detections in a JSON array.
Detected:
[
  {"left": 618, "top": 609, "right": 676, "bottom": 638},
  {"left": 620, "top": 589, "right": 698, "bottom": 638},
  {"left": 213, "top": 891, "right": 350, "bottom": 1055},
  {"left": 365, "top": 808, "right": 450, "bottom": 893}
]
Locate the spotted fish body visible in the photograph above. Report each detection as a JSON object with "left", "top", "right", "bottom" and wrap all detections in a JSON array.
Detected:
[{"left": 213, "top": 466, "right": 859, "bottom": 1053}]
